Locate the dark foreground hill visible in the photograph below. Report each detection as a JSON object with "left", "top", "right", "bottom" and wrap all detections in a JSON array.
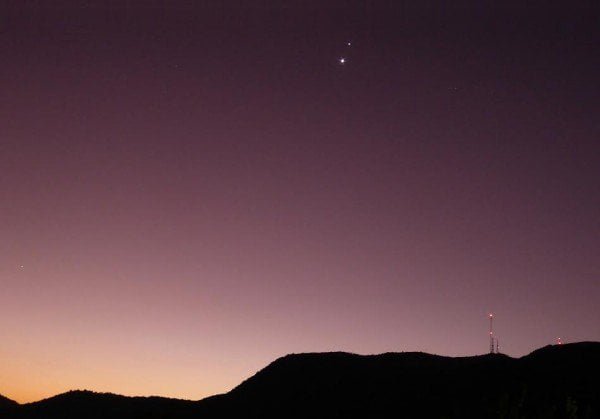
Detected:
[
  {"left": 1, "top": 342, "right": 599, "bottom": 418},
  {"left": 0, "top": 394, "right": 18, "bottom": 408},
  {"left": 0, "top": 391, "right": 197, "bottom": 419}
]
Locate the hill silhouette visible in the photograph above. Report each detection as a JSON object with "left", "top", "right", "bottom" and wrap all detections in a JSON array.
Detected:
[
  {"left": 0, "top": 390, "right": 197, "bottom": 419},
  {"left": 1, "top": 342, "right": 599, "bottom": 418},
  {"left": 0, "top": 394, "right": 17, "bottom": 408}
]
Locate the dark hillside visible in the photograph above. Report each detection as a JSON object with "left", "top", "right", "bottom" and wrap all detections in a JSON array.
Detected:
[
  {"left": 204, "top": 351, "right": 516, "bottom": 418},
  {"left": 0, "top": 394, "right": 18, "bottom": 407},
  {"left": 1, "top": 390, "right": 197, "bottom": 419},
  {"left": 196, "top": 343, "right": 600, "bottom": 418},
  {"left": 2, "top": 342, "right": 599, "bottom": 418}
]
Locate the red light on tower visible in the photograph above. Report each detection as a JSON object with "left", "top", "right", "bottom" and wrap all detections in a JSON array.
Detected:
[{"left": 557, "top": 337, "right": 562, "bottom": 345}]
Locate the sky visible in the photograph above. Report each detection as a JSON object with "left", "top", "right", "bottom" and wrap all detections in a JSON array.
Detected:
[{"left": 1, "top": 0, "right": 599, "bottom": 404}]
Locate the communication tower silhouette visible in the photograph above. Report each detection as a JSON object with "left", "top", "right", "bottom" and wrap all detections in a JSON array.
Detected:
[{"left": 489, "top": 313, "right": 495, "bottom": 353}]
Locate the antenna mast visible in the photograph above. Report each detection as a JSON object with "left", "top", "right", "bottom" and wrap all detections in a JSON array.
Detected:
[{"left": 489, "top": 313, "right": 494, "bottom": 354}]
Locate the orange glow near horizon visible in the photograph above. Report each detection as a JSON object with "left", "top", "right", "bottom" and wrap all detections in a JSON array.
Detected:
[{"left": 2, "top": 339, "right": 259, "bottom": 404}]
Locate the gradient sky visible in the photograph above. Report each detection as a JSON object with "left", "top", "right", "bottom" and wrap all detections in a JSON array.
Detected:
[{"left": 1, "top": 1, "right": 599, "bottom": 403}]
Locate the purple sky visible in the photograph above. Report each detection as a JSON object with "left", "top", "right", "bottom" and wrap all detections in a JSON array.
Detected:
[{"left": 1, "top": 1, "right": 599, "bottom": 403}]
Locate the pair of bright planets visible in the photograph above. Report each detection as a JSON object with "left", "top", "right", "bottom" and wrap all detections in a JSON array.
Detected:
[{"left": 338, "top": 41, "right": 352, "bottom": 65}]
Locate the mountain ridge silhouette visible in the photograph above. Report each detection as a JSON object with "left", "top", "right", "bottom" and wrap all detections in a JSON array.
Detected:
[
  {"left": 0, "top": 394, "right": 18, "bottom": 407},
  {"left": 2, "top": 342, "right": 599, "bottom": 418}
]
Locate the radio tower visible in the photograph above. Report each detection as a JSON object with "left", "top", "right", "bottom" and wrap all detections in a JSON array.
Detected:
[{"left": 489, "top": 313, "right": 494, "bottom": 354}]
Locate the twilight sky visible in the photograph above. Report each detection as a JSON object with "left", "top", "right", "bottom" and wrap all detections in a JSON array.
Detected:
[{"left": 1, "top": 1, "right": 599, "bottom": 403}]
